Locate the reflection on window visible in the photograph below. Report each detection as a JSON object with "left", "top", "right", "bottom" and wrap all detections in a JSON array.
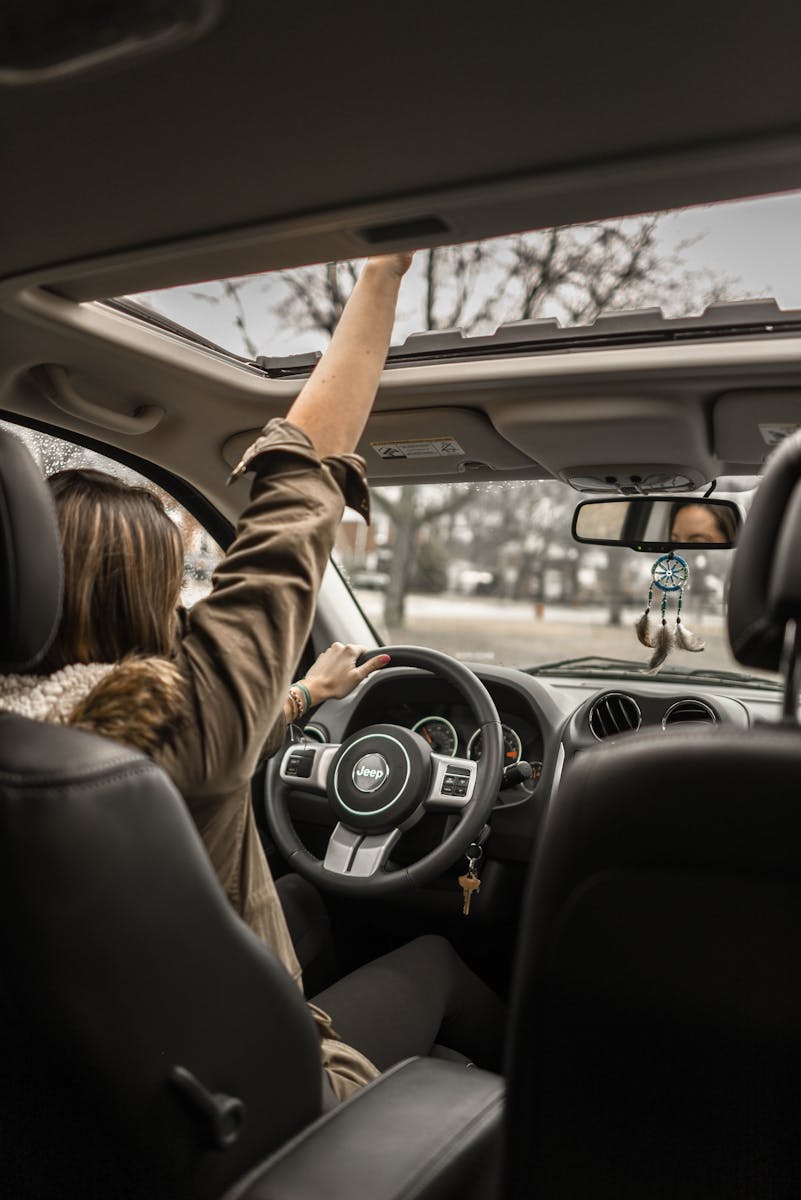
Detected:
[{"left": 0, "top": 421, "right": 222, "bottom": 607}]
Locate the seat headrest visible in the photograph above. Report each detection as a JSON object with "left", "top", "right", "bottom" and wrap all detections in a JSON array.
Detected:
[
  {"left": 0, "top": 429, "right": 62, "bottom": 672},
  {"left": 728, "top": 430, "right": 801, "bottom": 672}
]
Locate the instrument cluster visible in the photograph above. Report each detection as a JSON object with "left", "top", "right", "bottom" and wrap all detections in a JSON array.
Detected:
[
  {"left": 410, "top": 713, "right": 542, "bottom": 789},
  {"left": 412, "top": 715, "right": 522, "bottom": 765},
  {"left": 346, "top": 681, "right": 546, "bottom": 794}
]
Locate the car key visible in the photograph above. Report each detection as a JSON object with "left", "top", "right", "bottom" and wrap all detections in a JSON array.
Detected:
[
  {"left": 458, "top": 869, "right": 481, "bottom": 915},
  {"left": 458, "top": 845, "right": 483, "bottom": 915}
]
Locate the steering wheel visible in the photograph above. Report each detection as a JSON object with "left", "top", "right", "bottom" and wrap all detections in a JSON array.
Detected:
[{"left": 267, "top": 646, "right": 504, "bottom": 895}]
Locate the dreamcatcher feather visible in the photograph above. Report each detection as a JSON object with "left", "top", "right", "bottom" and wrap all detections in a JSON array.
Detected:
[{"left": 634, "top": 554, "right": 704, "bottom": 673}]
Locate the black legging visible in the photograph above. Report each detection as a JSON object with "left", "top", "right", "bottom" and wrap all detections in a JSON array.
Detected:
[
  {"left": 275, "top": 872, "right": 506, "bottom": 1072},
  {"left": 311, "top": 933, "right": 506, "bottom": 1073}
]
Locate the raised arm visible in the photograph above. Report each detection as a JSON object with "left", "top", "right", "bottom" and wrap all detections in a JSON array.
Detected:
[
  {"left": 167, "top": 253, "right": 412, "bottom": 797},
  {"left": 285, "top": 253, "right": 413, "bottom": 456}
]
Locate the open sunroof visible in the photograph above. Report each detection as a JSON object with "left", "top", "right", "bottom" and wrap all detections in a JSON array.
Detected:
[{"left": 115, "top": 189, "right": 801, "bottom": 364}]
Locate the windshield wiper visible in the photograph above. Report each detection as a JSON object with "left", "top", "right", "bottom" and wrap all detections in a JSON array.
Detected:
[
  {"left": 527, "top": 656, "right": 649, "bottom": 676},
  {"left": 526, "top": 655, "right": 782, "bottom": 691},
  {"left": 656, "top": 666, "right": 782, "bottom": 691}
]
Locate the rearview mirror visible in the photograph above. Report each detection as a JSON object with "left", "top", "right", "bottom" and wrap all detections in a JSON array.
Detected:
[{"left": 572, "top": 497, "right": 741, "bottom": 551}]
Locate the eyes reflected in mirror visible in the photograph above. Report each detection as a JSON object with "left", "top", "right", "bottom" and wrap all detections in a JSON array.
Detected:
[
  {"left": 669, "top": 503, "right": 732, "bottom": 544},
  {"left": 572, "top": 497, "right": 741, "bottom": 551}
]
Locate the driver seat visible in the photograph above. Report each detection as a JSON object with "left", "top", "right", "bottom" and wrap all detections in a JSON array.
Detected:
[
  {"left": 0, "top": 427, "right": 323, "bottom": 1198},
  {"left": 501, "top": 432, "right": 801, "bottom": 1198},
  {"left": 0, "top": 428, "right": 503, "bottom": 1200}
]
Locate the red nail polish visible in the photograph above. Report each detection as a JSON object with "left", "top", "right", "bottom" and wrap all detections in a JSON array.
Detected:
[{"left": 379, "top": 654, "right": 392, "bottom": 664}]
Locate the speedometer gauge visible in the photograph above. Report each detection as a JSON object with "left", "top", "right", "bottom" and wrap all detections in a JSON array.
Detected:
[
  {"left": 412, "top": 716, "right": 459, "bottom": 757},
  {"left": 467, "top": 724, "right": 522, "bottom": 765}
]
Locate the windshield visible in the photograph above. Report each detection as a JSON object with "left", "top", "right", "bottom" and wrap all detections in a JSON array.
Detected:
[{"left": 335, "top": 478, "right": 769, "bottom": 682}]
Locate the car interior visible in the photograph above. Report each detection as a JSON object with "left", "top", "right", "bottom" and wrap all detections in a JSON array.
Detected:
[{"left": 4, "top": 3, "right": 801, "bottom": 1197}]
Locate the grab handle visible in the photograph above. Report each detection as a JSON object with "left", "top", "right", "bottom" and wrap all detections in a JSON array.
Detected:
[{"left": 41, "top": 365, "right": 164, "bottom": 435}]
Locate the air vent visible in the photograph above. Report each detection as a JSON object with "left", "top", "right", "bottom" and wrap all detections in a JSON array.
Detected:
[
  {"left": 589, "top": 693, "right": 642, "bottom": 740},
  {"left": 662, "top": 700, "right": 717, "bottom": 728}
]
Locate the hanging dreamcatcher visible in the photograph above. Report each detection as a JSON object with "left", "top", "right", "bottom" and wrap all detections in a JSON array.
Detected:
[{"left": 635, "top": 553, "right": 705, "bottom": 672}]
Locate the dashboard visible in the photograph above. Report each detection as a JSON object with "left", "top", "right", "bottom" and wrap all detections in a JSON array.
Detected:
[
  {"left": 263, "top": 659, "right": 785, "bottom": 979},
  {"left": 276, "top": 663, "right": 781, "bottom": 868}
]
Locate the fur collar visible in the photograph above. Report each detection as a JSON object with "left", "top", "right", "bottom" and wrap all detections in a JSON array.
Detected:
[{"left": 0, "top": 658, "right": 188, "bottom": 756}]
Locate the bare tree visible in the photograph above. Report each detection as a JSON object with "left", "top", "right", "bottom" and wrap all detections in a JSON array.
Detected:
[
  {"left": 274, "top": 261, "right": 359, "bottom": 337},
  {"left": 220, "top": 281, "right": 260, "bottom": 358},
  {"left": 373, "top": 485, "right": 476, "bottom": 626}
]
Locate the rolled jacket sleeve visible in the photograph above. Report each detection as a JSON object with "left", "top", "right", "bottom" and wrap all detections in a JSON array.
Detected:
[
  {"left": 227, "top": 419, "right": 370, "bottom": 523},
  {"left": 168, "top": 418, "right": 370, "bottom": 798}
]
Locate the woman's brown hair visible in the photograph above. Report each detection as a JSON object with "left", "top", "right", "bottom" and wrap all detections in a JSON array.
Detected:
[
  {"left": 668, "top": 500, "right": 739, "bottom": 545},
  {"left": 40, "top": 469, "right": 184, "bottom": 672}
]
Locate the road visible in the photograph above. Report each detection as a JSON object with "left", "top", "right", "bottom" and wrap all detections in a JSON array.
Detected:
[
  {"left": 353, "top": 589, "right": 736, "bottom": 671},
  {"left": 184, "top": 576, "right": 739, "bottom": 673}
]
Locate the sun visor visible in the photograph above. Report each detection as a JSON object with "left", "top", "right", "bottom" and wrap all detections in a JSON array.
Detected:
[
  {"left": 714, "top": 390, "right": 801, "bottom": 465},
  {"left": 223, "top": 409, "right": 536, "bottom": 482},
  {"left": 491, "top": 397, "right": 714, "bottom": 492}
]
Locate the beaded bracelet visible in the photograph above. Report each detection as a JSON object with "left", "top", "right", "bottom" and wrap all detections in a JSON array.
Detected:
[
  {"left": 287, "top": 686, "right": 305, "bottom": 723},
  {"left": 287, "top": 680, "right": 315, "bottom": 724},
  {"left": 292, "top": 681, "right": 313, "bottom": 712}
]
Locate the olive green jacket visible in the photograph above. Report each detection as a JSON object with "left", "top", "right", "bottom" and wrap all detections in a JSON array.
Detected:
[{"left": 158, "top": 418, "right": 379, "bottom": 1101}]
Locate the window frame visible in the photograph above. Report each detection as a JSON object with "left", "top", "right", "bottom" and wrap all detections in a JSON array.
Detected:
[
  {"left": 0, "top": 408, "right": 235, "bottom": 551},
  {"left": 1, "top": 408, "right": 385, "bottom": 673}
]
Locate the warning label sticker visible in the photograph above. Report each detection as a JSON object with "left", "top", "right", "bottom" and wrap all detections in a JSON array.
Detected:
[
  {"left": 759, "top": 423, "right": 801, "bottom": 446},
  {"left": 371, "top": 438, "right": 465, "bottom": 460}
]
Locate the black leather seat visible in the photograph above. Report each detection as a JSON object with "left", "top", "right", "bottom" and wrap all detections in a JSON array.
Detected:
[
  {"left": 0, "top": 430, "right": 324, "bottom": 1199},
  {"left": 502, "top": 433, "right": 801, "bottom": 1198},
  {"left": 0, "top": 428, "right": 503, "bottom": 1200}
]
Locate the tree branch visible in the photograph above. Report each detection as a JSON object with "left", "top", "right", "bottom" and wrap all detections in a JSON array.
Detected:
[{"left": 221, "top": 281, "right": 259, "bottom": 358}]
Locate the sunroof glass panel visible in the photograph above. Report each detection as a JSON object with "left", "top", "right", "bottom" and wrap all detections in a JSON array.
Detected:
[{"left": 121, "top": 189, "right": 801, "bottom": 359}]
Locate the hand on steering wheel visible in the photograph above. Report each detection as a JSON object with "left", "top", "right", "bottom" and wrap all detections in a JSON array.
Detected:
[
  {"left": 300, "top": 642, "right": 392, "bottom": 705},
  {"left": 267, "top": 646, "right": 504, "bottom": 895}
]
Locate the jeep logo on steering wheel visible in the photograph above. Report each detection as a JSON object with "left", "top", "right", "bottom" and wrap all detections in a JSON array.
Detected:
[{"left": 351, "top": 753, "right": 389, "bottom": 792}]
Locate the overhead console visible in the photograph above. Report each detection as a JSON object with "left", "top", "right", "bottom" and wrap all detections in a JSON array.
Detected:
[{"left": 491, "top": 396, "right": 716, "bottom": 493}]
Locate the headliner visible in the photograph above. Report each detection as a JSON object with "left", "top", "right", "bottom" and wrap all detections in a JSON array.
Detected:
[{"left": 3, "top": 2, "right": 801, "bottom": 295}]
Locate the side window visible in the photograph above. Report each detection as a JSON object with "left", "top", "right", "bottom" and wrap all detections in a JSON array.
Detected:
[{"left": 1, "top": 421, "right": 223, "bottom": 607}]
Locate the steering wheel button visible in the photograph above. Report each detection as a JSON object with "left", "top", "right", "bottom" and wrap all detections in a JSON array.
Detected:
[{"left": 287, "top": 751, "right": 313, "bottom": 778}]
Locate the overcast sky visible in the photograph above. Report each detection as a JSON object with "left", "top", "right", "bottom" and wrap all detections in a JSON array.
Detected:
[
  {"left": 137, "top": 188, "right": 801, "bottom": 358},
  {"left": 656, "top": 189, "right": 801, "bottom": 304}
]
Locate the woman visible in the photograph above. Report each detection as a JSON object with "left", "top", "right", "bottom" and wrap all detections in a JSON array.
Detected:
[
  {"left": 0, "top": 254, "right": 505, "bottom": 1099},
  {"left": 669, "top": 501, "right": 738, "bottom": 545}
]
